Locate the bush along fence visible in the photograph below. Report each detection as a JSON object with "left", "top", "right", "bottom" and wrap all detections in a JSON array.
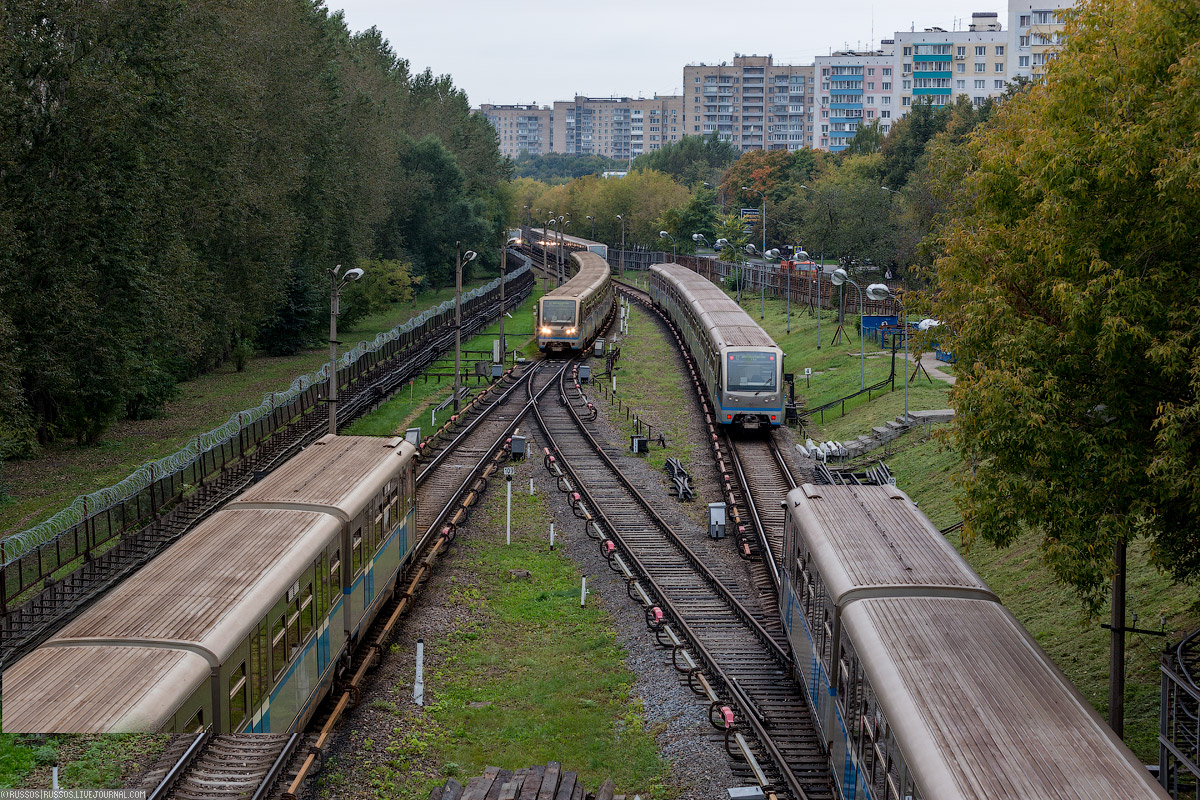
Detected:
[{"left": 0, "top": 263, "right": 533, "bottom": 651}]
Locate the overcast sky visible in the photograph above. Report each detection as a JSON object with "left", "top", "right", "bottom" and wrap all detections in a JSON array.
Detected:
[{"left": 331, "top": 1, "right": 1006, "bottom": 106}]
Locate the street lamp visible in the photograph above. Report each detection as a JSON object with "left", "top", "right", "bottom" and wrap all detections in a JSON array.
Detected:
[
  {"left": 744, "top": 244, "right": 778, "bottom": 319},
  {"left": 543, "top": 218, "right": 555, "bottom": 285},
  {"left": 703, "top": 181, "right": 725, "bottom": 213},
  {"left": 832, "top": 268, "right": 865, "bottom": 391},
  {"left": 741, "top": 185, "right": 768, "bottom": 295},
  {"left": 659, "top": 230, "right": 676, "bottom": 262},
  {"left": 867, "top": 282, "right": 907, "bottom": 422},
  {"left": 556, "top": 215, "right": 566, "bottom": 285},
  {"left": 500, "top": 236, "right": 519, "bottom": 364},
  {"left": 561, "top": 219, "right": 571, "bottom": 284},
  {"left": 616, "top": 214, "right": 625, "bottom": 277},
  {"left": 454, "top": 243, "right": 478, "bottom": 413},
  {"left": 586, "top": 214, "right": 595, "bottom": 239},
  {"left": 327, "top": 264, "right": 365, "bottom": 436}
]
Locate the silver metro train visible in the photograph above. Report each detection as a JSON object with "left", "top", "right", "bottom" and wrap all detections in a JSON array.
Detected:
[
  {"left": 3, "top": 434, "right": 417, "bottom": 733},
  {"left": 779, "top": 478, "right": 1170, "bottom": 800},
  {"left": 536, "top": 250, "right": 614, "bottom": 353},
  {"left": 649, "top": 263, "right": 784, "bottom": 428}
]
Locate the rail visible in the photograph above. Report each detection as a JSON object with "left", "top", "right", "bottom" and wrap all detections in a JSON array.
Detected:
[{"left": 1160, "top": 626, "right": 1200, "bottom": 798}]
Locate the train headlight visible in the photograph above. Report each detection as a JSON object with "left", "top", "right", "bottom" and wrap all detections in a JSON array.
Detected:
[
  {"left": 540, "top": 327, "right": 551, "bottom": 335},
  {"left": 566, "top": 328, "right": 576, "bottom": 335}
]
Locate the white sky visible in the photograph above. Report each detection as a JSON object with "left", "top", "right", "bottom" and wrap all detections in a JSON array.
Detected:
[{"left": 331, "top": 1, "right": 1007, "bottom": 106}]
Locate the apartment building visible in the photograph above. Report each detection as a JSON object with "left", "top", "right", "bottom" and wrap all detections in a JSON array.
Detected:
[
  {"left": 551, "top": 96, "right": 631, "bottom": 160},
  {"left": 894, "top": 12, "right": 1007, "bottom": 112},
  {"left": 1008, "top": 1, "right": 1075, "bottom": 79},
  {"left": 478, "top": 104, "right": 553, "bottom": 159},
  {"left": 682, "top": 55, "right": 815, "bottom": 152},
  {"left": 630, "top": 95, "right": 684, "bottom": 157},
  {"left": 812, "top": 45, "right": 896, "bottom": 152}
]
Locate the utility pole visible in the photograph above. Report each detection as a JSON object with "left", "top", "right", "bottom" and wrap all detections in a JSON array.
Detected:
[
  {"left": 327, "top": 264, "right": 364, "bottom": 436},
  {"left": 453, "top": 244, "right": 477, "bottom": 413}
]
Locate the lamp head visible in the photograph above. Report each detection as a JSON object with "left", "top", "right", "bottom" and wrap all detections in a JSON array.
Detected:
[
  {"left": 831, "top": 268, "right": 848, "bottom": 286},
  {"left": 506, "top": 237, "right": 520, "bottom": 246},
  {"left": 343, "top": 267, "right": 365, "bottom": 282},
  {"left": 586, "top": 215, "right": 593, "bottom": 220},
  {"left": 659, "top": 230, "right": 669, "bottom": 238},
  {"left": 463, "top": 250, "right": 478, "bottom": 263},
  {"left": 766, "top": 248, "right": 780, "bottom": 259},
  {"left": 866, "top": 282, "right": 892, "bottom": 301},
  {"left": 744, "top": 244, "right": 757, "bottom": 254},
  {"left": 616, "top": 214, "right": 622, "bottom": 221},
  {"left": 715, "top": 238, "right": 728, "bottom": 247},
  {"left": 692, "top": 233, "right": 704, "bottom": 242}
]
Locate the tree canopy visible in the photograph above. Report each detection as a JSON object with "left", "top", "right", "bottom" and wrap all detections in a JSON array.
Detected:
[
  {"left": 931, "top": 0, "right": 1200, "bottom": 611},
  {"left": 630, "top": 134, "right": 741, "bottom": 187},
  {"left": 511, "top": 153, "right": 624, "bottom": 184},
  {"left": 0, "top": 1, "right": 508, "bottom": 453}
]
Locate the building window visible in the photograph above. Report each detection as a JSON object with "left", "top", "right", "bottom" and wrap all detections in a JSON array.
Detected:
[
  {"left": 996, "top": 62, "right": 1005, "bottom": 72},
  {"left": 882, "top": 82, "right": 891, "bottom": 90},
  {"left": 902, "top": 79, "right": 911, "bottom": 89},
  {"left": 975, "top": 79, "right": 985, "bottom": 88},
  {"left": 867, "top": 68, "right": 874, "bottom": 75},
  {"left": 996, "top": 45, "right": 1005, "bottom": 55},
  {"left": 975, "top": 46, "right": 986, "bottom": 56},
  {"left": 1019, "top": 55, "right": 1030, "bottom": 67},
  {"left": 956, "top": 46, "right": 966, "bottom": 57},
  {"left": 975, "top": 62, "right": 985, "bottom": 72},
  {"left": 881, "top": 96, "right": 891, "bottom": 104},
  {"left": 994, "top": 79, "right": 1005, "bottom": 88},
  {"left": 866, "top": 96, "right": 874, "bottom": 104},
  {"left": 957, "top": 62, "right": 966, "bottom": 73},
  {"left": 1020, "top": 14, "right": 1031, "bottom": 26},
  {"left": 903, "top": 63, "right": 912, "bottom": 73},
  {"left": 902, "top": 97, "right": 911, "bottom": 106},
  {"left": 883, "top": 68, "right": 892, "bottom": 76},
  {"left": 903, "top": 46, "right": 912, "bottom": 56},
  {"left": 881, "top": 110, "right": 890, "bottom": 118},
  {"left": 1019, "top": 35, "right": 1030, "bottom": 47},
  {"left": 957, "top": 79, "right": 966, "bottom": 88}
]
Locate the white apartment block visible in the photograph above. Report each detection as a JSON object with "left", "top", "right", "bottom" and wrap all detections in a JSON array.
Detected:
[
  {"left": 630, "top": 95, "right": 684, "bottom": 157},
  {"left": 683, "top": 55, "right": 815, "bottom": 152},
  {"left": 478, "top": 104, "right": 553, "bottom": 160},
  {"left": 895, "top": 12, "right": 1008, "bottom": 113},
  {"left": 1009, "top": 1, "right": 1075, "bottom": 79},
  {"left": 812, "top": 46, "right": 896, "bottom": 153}
]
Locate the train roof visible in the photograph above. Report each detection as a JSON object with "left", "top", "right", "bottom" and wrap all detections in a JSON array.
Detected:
[
  {"left": 3, "top": 645, "right": 210, "bottom": 733},
  {"left": 48, "top": 508, "right": 338, "bottom": 663},
  {"left": 231, "top": 434, "right": 414, "bottom": 520},
  {"left": 544, "top": 251, "right": 610, "bottom": 301},
  {"left": 841, "top": 596, "right": 1170, "bottom": 800},
  {"left": 651, "top": 263, "right": 777, "bottom": 349},
  {"left": 786, "top": 483, "right": 992, "bottom": 604}
]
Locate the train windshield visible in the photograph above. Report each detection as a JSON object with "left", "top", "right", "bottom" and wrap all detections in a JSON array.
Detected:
[
  {"left": 726, "top": 351, "right": 778, "bottom": 392},
  {"left": 541, "top": 299, "right": 576, "bottom": 324}
]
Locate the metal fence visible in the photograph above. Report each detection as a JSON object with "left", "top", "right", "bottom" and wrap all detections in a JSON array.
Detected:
[
  {"left": 0, "top": 264, "right": 531, "bottom": 612},
  {"left": 1161, "top": 629, "right": 1200, "bottom": 798}
]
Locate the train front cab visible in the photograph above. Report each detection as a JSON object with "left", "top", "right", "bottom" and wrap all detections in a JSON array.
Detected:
[
  {"left": 537, "top": 296, "right": 580, "bottom": 352},
  {"left": 719, "top": 347, "right": 785, "bottom": 428}
]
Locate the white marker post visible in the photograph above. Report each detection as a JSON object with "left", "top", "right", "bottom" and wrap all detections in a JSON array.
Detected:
[
  {"left": 530, "top": 477, "right": 534, "bottom": 495},
  {"left": 550, "top": 523, "right": 556, "bottom": 550},
  {"left": 580, "top": 576, "right": 588, "bottom": 607},
  {"left": 504, "top": 467, "right": 515, "bottom": 545},
  {"left": 414, "top": 638, "right": 425, "bottom": 706}
]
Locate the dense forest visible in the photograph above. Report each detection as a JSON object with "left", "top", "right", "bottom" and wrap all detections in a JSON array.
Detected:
[{"left": 0, "top": 1, "right": 509, "bottom": 455}]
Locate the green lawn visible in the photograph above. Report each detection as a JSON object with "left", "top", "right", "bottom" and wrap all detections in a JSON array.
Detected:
[
  {"left": 0, "top": 271, "right": 508, "bottom": 537},
  {"left": 0, "top": 733, "right": 169, "bottom": 791},
  {"left": 319, "top": 462, "right": 672, "bottom": 799}
]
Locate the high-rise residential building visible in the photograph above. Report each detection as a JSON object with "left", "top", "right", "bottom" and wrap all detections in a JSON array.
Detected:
[
  {"left": 478, "top": 104, "right": 553, "bottom": 159},
  {"left": 895, "top": 12, "right": 1007, "bottom": 112},
  {"left": 1008, "top": 1, "right": 1075, "bottom": 80},
  {"left": 813, "top": 45, "right": 896, "bottom": 152},
  {"left": 551, "top": 96, "right": 633, "bottom": 160},
  {"left": 630, "top": 95, "right": 684, "bottom": 158},
  {"left": 682, "top": 55, "right": 815, "bottom": 152}
]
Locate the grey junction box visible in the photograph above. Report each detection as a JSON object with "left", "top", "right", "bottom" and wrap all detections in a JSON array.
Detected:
[
  {"left": 708, "top": 502, "right": 726, "bottom": 539},
  {"left": 578, "top": 364, "right": 591, "bottom": 382},
  {"left": 510, "top": 434, "right": 526, "bottom": 459}
]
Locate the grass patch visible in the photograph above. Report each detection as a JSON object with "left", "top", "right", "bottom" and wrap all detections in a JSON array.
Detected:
[
  {"left": 346, "top": 286, "right": 545, "bottom": 438},
  {"left": 886, "top": 432, "right": 1200, "bottom": 762},
  {"left": 347, "top": 470, "right": 671, "bottom": 799},
  {"left": 0, "top": 733, "right": 169, "bottom": 790},
  {"left": 0, "top": 272, "right": 510, "bottom": 537}
]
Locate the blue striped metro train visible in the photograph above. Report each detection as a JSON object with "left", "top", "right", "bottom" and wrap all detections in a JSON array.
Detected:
[
  {"left": 3, "top": 434, "right": 418, "bottom": 733},
  {"left": 536, "top": 250, "right": 614, "bottom": 353},
  {"left": 649, "top": 263, "right": 785, "bottom": 428}
]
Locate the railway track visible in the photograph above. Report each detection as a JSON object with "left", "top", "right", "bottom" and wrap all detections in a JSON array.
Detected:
[
  {"left": 531, "top": 363, "right": 832, "bottom": 800},
  {"left": 146, "top": 732, "right": 300, "bottom": 800},
  {"left": 725, "top": 434, "right": 799, "bottom": 590}
]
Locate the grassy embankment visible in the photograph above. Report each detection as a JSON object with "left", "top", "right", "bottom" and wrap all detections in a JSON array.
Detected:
[
  {"left": 318, "top": 459, "right": 672, "bottom": 799},
  {"left": 345, "top": 286, "right": 544, "bottom": 438},
  {"left": 0, "top": 733, "right": 169, "bottom": 791},
  {"left": 0, "top": 272, "right": 507, "bottom": 537}
]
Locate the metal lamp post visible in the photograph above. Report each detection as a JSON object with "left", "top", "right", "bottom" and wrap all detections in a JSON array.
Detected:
[
  {"left": 659, "top": 230, "right": 676, "bottom": 263},
  {"left": 327, "top": 264, "right": 365, "bottom": 436},
  {"left": 561, "top": 219, "right": 571, "bottom": 283},
  {"left": 741, "top": 186, "right": 767, "bottom": 312},
  {"left": 454, "top": 243, "right": 478, "bottom": 413},
  {"left": 543, "top": 218, "right": 554, "bottom": 285},
  {"left": 744, "top": 245, "right": 778, "bottom": 319},
  {"left": 500, "top": 236, "right": 519, "bottom": 363},
  {"left": 556, "top": 215, "right": 565, "bottom": 284},
  {"left": 867, "top": 282, "right": 906, "bottom": 422},
  {"left": 616, "top": 214, "right": 626, "bottom": 277},
  {"left": 587, "top": 214, "right": 595, "bottom": 239},
  {"left": 832, "top": 268, "right": 865, "bottom": 391}
]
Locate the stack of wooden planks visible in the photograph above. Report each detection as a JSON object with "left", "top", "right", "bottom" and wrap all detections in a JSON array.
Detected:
[{"left": 428, "top": 762, "right": 626, "bottom": 800}]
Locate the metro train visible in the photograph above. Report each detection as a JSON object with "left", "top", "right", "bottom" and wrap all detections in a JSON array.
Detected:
[
  {"left": 3, "top": 434, "right": 418, "bottom": 734},
  {"left": 779, "top": 475, "right": 1170, "bottom": 800},
  {"left": 536, "top": 250, "right": 614, "bottom": 353},
  {"left": 648, "top": 263, "right": 785, "bottom": 428}
]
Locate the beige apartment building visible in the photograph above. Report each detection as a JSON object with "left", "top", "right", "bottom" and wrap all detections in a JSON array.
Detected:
[
  {"left": 478, "top": 104, "right": 553, "bottom": 159},
  {"left": 682, "top": 55, "right": 815, "bottom": 152},
  {"left": 894, "top": 12, "right": 1008, "bottom": 112},
  {"left": 1008, "top": 1, "right": 1075, "bottom": 79},
  {"left": 548, "top": 95, "right": 683, "bottom": 161}
]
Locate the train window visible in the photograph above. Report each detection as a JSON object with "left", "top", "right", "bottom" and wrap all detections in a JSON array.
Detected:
[
  {"left": 271, "top": 615, "right": 287, "bottom": 679},
  {"left": 330, "top": 547, "right": 341, "bottom": 591},
  {"left": 387, "top": 495, "right": 399, "bottom": 530},
  {"left": 250, "top": 619, "right": 268, "bottom": 708},
  {"left": 287, "top": 596, "right": 301, "bottom": 657},
  {"left": 228, "top": 662, "right": 248, "bottom": 731},
  {"left": 373, "top": 506, "right": 384, "bottom": 552},
  {"left": 184, "top": 708, "right": 203, "bottom": 733},
  {"left": 314, "top": 555, "right": 327, "bottom": 622},
  {"left": 352, "top": 527, "right": 363, "bottom": 574},
  {"left": 300, "top": 582, "right": 314, "bottom": 642}
]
